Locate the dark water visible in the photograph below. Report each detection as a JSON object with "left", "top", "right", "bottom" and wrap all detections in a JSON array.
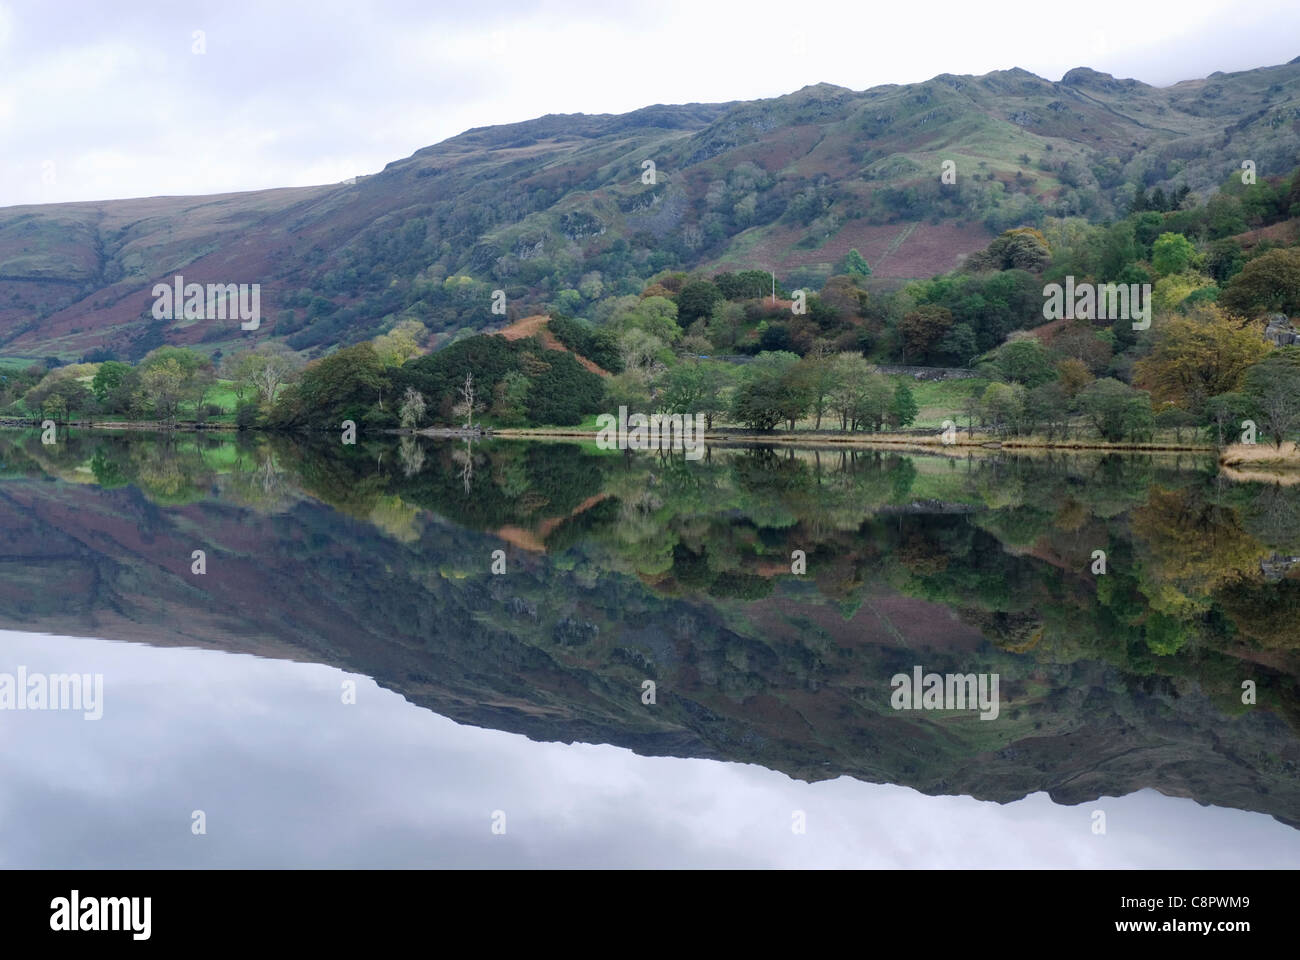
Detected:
[{"left": 1, "top": 429, "right": 1298, "bottom": 867}]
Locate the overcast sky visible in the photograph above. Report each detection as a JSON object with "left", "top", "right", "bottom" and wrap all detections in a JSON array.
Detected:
[
  {"left": 1, "top": 0, "right": 1298, "bottom": 208},
  {"left": 3, "top": 629, "right": 1299, "bottom": 868}
]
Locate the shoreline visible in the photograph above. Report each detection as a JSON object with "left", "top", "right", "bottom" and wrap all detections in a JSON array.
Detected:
[
  {"left": 0, "top": 421, "right": 1218, "bottom": 453},
  {"left": 492, "top": 427, "right": 1218, "bottom": 454},
  {"left": 0, "top": 418, "right": 235, "bottom": 431},
  {"left": 10, "top": 422, "right": 1292, "bottom": 464}
]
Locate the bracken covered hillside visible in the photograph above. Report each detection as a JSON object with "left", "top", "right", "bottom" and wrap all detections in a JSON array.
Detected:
[{"left": 2, "top": 58, "right": 1300, "bottom": 360}]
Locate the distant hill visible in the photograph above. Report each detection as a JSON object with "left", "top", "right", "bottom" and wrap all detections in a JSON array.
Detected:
[{"left": 3, "top": 58, "right": 1300, "bottom": 360}]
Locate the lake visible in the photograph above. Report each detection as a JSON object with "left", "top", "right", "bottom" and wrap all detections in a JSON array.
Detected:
[{"left": 1, "top": 428, "right": 1298, "bottom": 867}]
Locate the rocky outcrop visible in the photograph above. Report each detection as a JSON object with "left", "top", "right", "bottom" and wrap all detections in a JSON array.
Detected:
[{"left": 1265, "top": 314, "right": 1299, "bottom": 346}]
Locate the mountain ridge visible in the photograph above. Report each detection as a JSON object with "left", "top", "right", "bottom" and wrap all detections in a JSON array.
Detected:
[{"left": 3, "top": 58, "right": 1299, "bottom": 360}]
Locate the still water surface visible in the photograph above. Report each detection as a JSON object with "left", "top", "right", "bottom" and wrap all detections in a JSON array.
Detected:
[{"left": 1, "top": 430, "right": 1297, "bottom": 867}]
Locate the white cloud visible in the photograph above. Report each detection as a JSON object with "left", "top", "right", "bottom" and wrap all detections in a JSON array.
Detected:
[{"left": 1, "top": 628, "right": 1297, "bottom": 868}]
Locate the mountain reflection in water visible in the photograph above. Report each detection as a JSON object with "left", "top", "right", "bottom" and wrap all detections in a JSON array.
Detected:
[{"left": 0, "top": 429, "right": 1298, "bottom": 867}]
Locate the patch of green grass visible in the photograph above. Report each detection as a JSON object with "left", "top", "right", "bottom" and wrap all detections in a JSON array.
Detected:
[
  {"left": 177, "top": 379, "right": 241, "bottom": 421},
  {"left": 891, "top": 376, "right": 989, "bottom": 430},
  {"left": 202, "top": 380, "right": 241, "bottom": 413}
]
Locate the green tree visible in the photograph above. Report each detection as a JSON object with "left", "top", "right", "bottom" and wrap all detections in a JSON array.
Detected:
[
  {"left": 372, "top": 319, "right": 428, "bottom": 367},
  {"left": 980, "top": 382, "right": 1025, "bottom": 437},
  {"left": 489, "top": 370, "right": 531, "bottom": 425},
  {"left": 1220, "top": 248, "right": 1300, "bottom": 316},
  {"left": 1155, "top": 405, "right": 1197, "bottom": 443},
  {"left": 1099, "top": 220, "right": 1140, "bottom": 277},
  {"left": 827, "top": 353, "right": 871, "bottom": 431},
  {"left": 1204, "top": 391, "right": 1252, "bottom": 446},
  {"left": 732, "top": 351, "right": 801, "bottom": 431},
  {"left": 840, "top": 248, "right": 872, "bottom": 277},
  {"left": 1205, "top": 238, "right": 1246, "bottom": 285},
  {"left": 1026, "top": 381, "right": 1071, "bottom": 439},
  {"left": 1151, "top": 232, "right": 1196, "bottom": 277},
  {"left": 522, "top": 353, "right": 604, "bottom": 426},
  {"left": 695, "top": 361, "right": 735, "bottom": 429},
  {"left": 1243, "top": 347, "right": 1300, "bottom": 448},
  {"left": 796, "top": 348, "right": 841, "bottom": 430},
  {"left": 661, "top": 361, "right": 709, "bottom": 415},
  {"left": 91, "top": 361, "right": 131, "bottom": 403},
  {"left": 273, "top": 343, "right": 389, "bottom": 428},
  {"left": 969, "top": 228, "right": 1051, "bottom": 272},
  {"left": 227, "top": 342, "right": 304, "bottom": 406},
  {"left": 889, "top": 381, "right": 919, "bottom": 429},
  {"left": 138, "top": 359, "right": 189, "bottom": 424},
  {"left": 612, "top": 295, "right": 681, "bottom": 343},
  {"left": 676, "top": 280, "right": 724, "bottom": 324},
  {"left": 1078, "top": 378, "right": 1153, "bottom": 442},
  {"left": 995, "top": 338, "right": 1057, "bottom": 387},
  {"left": 855, "top": 372, "right": 894, "bottom": 432},
  {"left": 140, "top": 346, "right": 204, "bottom": 377}
]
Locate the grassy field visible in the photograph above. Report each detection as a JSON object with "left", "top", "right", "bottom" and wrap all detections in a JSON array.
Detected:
[
  {"left": 0, "top": 357, "right": 36, "bottom": 375},
  {"left": 185, "top": 380, "right": 242, "bottom": 422},
  {"left": 896, "top": 376, "right": 988, "bottom": 430}
]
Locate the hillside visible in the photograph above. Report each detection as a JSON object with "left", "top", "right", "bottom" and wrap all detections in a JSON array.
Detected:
[
  {"left": 495, "top": 314, "right": 612, "bottom": 376},
  {"left": 3, "top": 58, "right": 1300, "bottom": 360}
]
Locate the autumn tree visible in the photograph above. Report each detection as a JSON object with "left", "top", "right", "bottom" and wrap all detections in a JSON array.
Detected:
[
  {"left": 1055, "top": 357, "right": 1095, "bottom": 397},
  {"left": 1133, "top": 306, "right": 1269, "bottom": 410},
  {"left": 1050, "top": 323, "right": 1113, "bottom": 374},
  {"left": 898, "top": 305, "right": 954, "bottom": 364}
]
